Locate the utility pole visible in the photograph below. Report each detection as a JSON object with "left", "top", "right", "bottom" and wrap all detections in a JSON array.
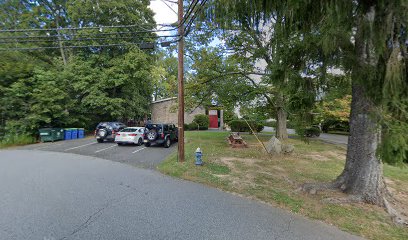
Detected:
[{"left": 177, "top": 0, "right": 185, "bottom": 162}]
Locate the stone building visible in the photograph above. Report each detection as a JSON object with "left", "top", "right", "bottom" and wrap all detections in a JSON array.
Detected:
[{"left": 150, "top": 97, "right": 224, "bottom": 129}]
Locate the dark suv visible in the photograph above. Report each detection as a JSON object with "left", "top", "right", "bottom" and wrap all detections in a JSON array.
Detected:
[
  {"left": 143, "top": 123, "right": 178, "bottom": 148},
  {"left": 95, "top": 122, "right": 126, "bottom": 143}
]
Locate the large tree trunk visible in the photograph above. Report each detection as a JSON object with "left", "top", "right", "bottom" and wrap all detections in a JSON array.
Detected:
[
  {"left": 275, "top": 94, "right": 288, "bottom": 140},
  {"left": 333, "top": 5, "right": 386, "bottom": 206},
  {"left": 275, "top": 106, "right": 288, "bottom": 140},
  {"left": 303, "top": 5, "right": 388, "bottom": 206},
  {"left": 333, "top": 84, "right": 386, "bottom": 205}
]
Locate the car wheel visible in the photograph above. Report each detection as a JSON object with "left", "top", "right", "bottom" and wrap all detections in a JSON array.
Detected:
[
  {"left": 97, "top": 139, "right": 104, "bottom": 143},
  {"left": 97, "top": 128, "right": 108, "bottom": 138},
  {"left": 147, "top": 130, "right": 157, "bottom": 141},
  {"left": 138, "top": 138, "right": 143, "bottom": 146},
  {"left": 145, "top": 142, "right": 151, "bottom": 147},
  {"left": 117, "top": 143, "right": 123, "bottom": 146},
  {"left": 164, "top": 137, "right": 171, "bottom": 148}
]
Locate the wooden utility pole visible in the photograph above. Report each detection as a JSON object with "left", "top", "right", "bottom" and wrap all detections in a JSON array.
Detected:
[{"left": 177, "top": 0, "right": 185, "bottom": 162}]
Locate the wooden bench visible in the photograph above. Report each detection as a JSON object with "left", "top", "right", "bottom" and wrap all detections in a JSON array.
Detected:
[{"left": 227, "top": 133, "right": 247, "bottom": 148}]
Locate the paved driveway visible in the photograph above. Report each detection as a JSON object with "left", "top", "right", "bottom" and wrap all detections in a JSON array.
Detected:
[
  {"left": 16, "top": 137, "right": 176, "bottom": 169},
  {"left": 0, "top": 150, "right": 362, "bottom": 240}
]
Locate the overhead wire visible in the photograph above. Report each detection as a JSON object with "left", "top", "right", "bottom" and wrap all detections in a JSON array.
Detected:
[
  {"left": 180, "top": 0, "right": 200, "bottom": 27},
  {"left": 0, "top": 34, "right": 180, "bottom": 44},
  {"left": 0, "top": 0, "right": 208, "bottom": 51},
  {"left": 0, "top": 39, "right": 181, "bottom": 51},
  {"left": 0, "top": 0, "right": 199, "bottom": 34},
  {"left": 0, "top": 23, "right": 177, "bottom": 33},
  {"left": 184, "top": 0, "right": 208, "bottom": 37}
]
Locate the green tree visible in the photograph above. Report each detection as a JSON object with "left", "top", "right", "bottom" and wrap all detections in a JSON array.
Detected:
[
  {"left": 0, "top": 0, "right": 157, "bottom": 138},
  {"left": 207, "top": 0, "right": 408, "bottom": 223}
]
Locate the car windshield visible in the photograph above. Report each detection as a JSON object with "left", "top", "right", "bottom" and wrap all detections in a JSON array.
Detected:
[{"left": 120, "top": 128, "right": 139, "bottom": 132}]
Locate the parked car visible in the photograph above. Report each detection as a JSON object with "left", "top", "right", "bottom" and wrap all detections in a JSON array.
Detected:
[
  {"left": 95, "top": 122, "right": 126, "bottom": 143},
  {"left": 143, "top": 123, "right": 178, "bottom": 148},
  {"left": 114, "top": 127, "right": 145, "bottom": 146}
]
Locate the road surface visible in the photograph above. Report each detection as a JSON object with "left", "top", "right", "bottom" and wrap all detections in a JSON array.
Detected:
[
  {"left": 262, "top": 127, "right": 348, "bottom": 145},
  {"left": 16, "top": 137, "right": 176, "bottom": 169},
  {"left": 0, "top": 150, "right": 362, "bottom": 240}
]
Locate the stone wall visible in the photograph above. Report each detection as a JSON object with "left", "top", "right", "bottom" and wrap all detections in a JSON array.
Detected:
[{"left": 150, "top": 98, "right": 205, "bottom": 126}]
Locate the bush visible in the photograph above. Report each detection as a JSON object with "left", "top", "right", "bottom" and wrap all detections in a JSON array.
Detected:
[
  {"left": 0, "top": 134, "right": 36, "bottom": 148},
  {"left": 192, "top": 114, "right": 209, "bottom": 130},
  {"left": 184, "top": 123, "right": 190, "bottom": 131},
  {"left": 321, "top": 119, "right": 349, "bottom": 133},
  {"left": 304, "top": 126, "right": 321, "bottom": 137},
  {"left": 229, "top": 120, "right": 264, "bottom": 132},
  {"left": 264, "top": 121, "right": 276, "bottom": 128},
  {"left": 188, "top": 122, "right": 199, "bottom": 130}
]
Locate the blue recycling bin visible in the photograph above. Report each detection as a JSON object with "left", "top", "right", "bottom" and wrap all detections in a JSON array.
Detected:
[
  {"left": 78, "top": 128, "right": 85, "bottom": 139},
  {"left": 64, "top": 128, "right": 72, "bottom": 140},
  {"left": 71, "top": 128, "right": 78, "bottom": 139}
]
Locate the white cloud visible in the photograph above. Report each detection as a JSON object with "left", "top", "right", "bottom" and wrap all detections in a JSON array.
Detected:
[{"left": 149, "top": 1, "right": 178, "bottom": 25}]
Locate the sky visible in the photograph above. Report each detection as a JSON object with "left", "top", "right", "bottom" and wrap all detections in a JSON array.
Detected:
[{"left": 149, "top": 0, "right": 178, "bottom": 26}]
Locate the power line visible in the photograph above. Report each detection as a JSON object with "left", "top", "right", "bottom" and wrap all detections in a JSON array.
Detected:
[
  {"left": 0, "top": 30, "right": 175, "bottom": 40},
  {"left": 0, "top": 40, "right": 179, "bottom": 51},
  {"left": 160, "top": 0, "right": 178, "bottom": 15},
  {"left": 0, "top": 0, "right": 207, "bottom": 50},
  {"left": 0, "top": 23, "right": 177, "bottom": 33},
  {"left": 0, "top": 34, "right": 179, "bottom": 44},
  {"left": 0, "top": 1, "right": 200, "bottom": 37},
  {"left": 184, "top": 0, "right": 208, "bottom": 37},
  {"left": 180, "top": 0, "right": 200, "bottom": 27}
]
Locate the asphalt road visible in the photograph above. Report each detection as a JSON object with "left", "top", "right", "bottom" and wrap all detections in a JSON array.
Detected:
[
  {"left": 16, "top": 137, "right": 176, "bottom": 169},
  {"left": 318, "top": 133, "right": 348, "bottom": 145},
  {"left": 0, "top": 150, "right": 362, "bottom": 240},
  {"left": 262, "top": 127, "right": 348, "bottom": 145}
]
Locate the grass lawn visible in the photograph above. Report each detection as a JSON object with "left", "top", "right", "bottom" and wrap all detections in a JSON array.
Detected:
[{"left": 158, "top": 131, "right": 408, "bottom": 240}]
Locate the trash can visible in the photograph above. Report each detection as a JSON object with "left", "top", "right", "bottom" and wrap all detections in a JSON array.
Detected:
[
  {"left": 39, "top": 128, "right": 64, "bottom": 142},
  {"left": 64, "top": 128, "right": 72, "bottom": 140},
  {"left": 71, "top": 128, "right": 78, "bottom": 139},
  {"left": 78, "top": 128, "right": 85, "bottom": 139},
  {"left": 56, "top": 128, "right": 64, "bottom": 140}
]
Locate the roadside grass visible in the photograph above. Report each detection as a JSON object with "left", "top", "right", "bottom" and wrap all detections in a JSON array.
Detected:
[
  {"left": 158, "top": 131, "right": 408, "bottom": 240},
  {"left": 0, "top": 134, "right": 36, "bottom": 149}
]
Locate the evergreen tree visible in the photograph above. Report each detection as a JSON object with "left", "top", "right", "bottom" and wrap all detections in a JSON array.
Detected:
[{"left": 207, "top": 0, "right": 408, "bottom": 224}]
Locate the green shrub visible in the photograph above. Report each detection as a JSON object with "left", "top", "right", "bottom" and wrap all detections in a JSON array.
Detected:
[
  {"left": 0, "top": 134, "right": 36, "bottom": 148},
  {"left": 193, "top": 114, "right": 209, "bottom": 130},
  {"left": 264, "top": 121, "right": 276, "bottom": 128},
  {"left": 184, "top": 123, "right": 190, "bottom": 131},
  {"left": 304, "top": 126, "right": 321, "bottom": 137},
  {"left": 321, "top": 119, "right": 349, "bottom": 133},
  {"left": 188, "top": 122, "right": 199, "bottom": 130},
  {"left": 229, "top": 120, "right": 264, "bottom": 132}
]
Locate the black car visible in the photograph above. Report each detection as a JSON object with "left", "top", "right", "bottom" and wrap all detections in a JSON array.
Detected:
[
  {"left": 143, "top": 123, "right": 178, "bottom": 148},
  {"left": 95, "top": 122, "right": 126, "bottom": 143}
]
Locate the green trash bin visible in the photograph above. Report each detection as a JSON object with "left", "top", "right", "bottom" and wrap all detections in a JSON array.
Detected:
[{"left": 39, "top": 128, "right": 64, "bottom": 142}]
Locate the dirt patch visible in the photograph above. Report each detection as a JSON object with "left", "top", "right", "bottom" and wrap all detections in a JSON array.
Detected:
[
  {"left": 326, "top": 151, "right": 346, "bottom": 160},
  {"left": 218, "top": 157, "right": 261, "bottom": 168},
  {"left": 304, "top": 152, "right": 331, "bottom": 161},
  {"left": 385, "top": 178, "right": 408, "bottom": 218}
]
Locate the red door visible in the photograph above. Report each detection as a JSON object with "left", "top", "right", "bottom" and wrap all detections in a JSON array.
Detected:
[{"left": 209, "top": 110, "right": 218, "bottom": 128}]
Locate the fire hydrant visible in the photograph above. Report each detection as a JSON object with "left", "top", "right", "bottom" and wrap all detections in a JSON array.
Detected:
[{"left": 195, "top": 147, "right": 203, "bottom": 166}]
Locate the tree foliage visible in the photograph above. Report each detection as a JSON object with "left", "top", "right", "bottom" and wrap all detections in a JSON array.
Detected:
[{"left": 0, "top": 0, "right": 157, "bottom": 139}]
